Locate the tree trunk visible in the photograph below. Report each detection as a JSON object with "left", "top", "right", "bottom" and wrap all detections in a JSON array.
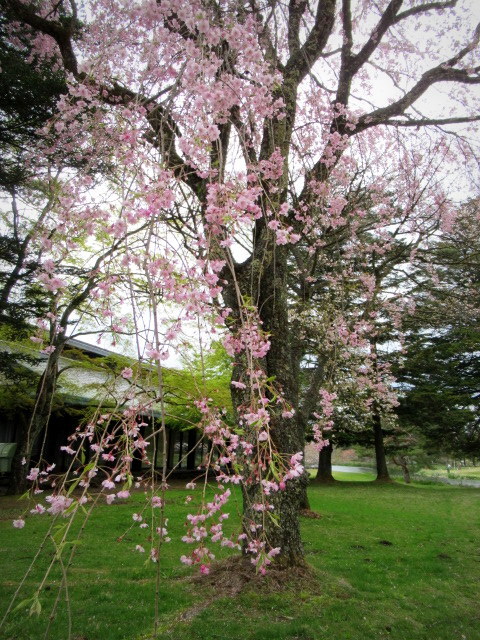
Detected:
[
  {"left": 298, "top": 468, "right": 311, "bottom": 510},
  {"left": 392, "top": 456, "right": 411, "bottom": 483},
  {"left": 237, "top": 372, "right": 306, "bottom": 566},
  {"left": 226, "top": 239, "right": 306, "bottom": 566},
  {"left": 219, "top": 73, "right": 307, "bottom": 564},
  {"left": 241, "top": 414, "right": 306, "bottom": 566},
  {"left": 260, "top": 244, "right": 305, "bottom": 564},
  {"left": 316, "top": 441, "right": 335, "bottom": 483},
  {"left": 373, "top": 408, "right": 391, "bottom": 482},
  {"left": 296, "top": 419, "right": 311, "bottom": 509},
  {"left": 9, "top": 350, "right": 60, "bottom": 494}
]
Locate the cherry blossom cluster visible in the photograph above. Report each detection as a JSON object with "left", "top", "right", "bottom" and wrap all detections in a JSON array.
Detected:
[{"left": 311, "top": 389, "right": 337, "bottom": 452}]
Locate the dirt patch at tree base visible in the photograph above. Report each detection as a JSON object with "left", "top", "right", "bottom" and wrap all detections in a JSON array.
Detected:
[{"left": 190, "top": 555, "right": 319, "bottom": 597}]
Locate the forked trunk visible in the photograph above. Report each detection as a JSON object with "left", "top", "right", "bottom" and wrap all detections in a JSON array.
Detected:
[{"left": 393, "top": 456, "right": 411, "bottom": 484}]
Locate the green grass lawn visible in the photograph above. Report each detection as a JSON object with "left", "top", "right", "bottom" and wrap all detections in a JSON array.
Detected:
[
  {"left": 1, "top": 480, "right": 479, "bottom": 640},
  {"left": 333, "top": 470, "right": 376, "bottom": 482}
]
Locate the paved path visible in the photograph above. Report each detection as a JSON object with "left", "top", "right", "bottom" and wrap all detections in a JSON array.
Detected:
[
  {"left": 332, "top": 465, "right": 480, "bottom": 487},
  {"left": 332, "top": 465, "right": 374, "bottom": 474}
]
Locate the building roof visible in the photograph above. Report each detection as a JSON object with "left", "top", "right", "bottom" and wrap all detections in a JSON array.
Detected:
[{"left": 64, "top": 337, "right": 121, "bottom": 358}]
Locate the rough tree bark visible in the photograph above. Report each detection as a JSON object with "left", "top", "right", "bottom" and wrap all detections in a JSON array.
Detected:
[{"left": 225, "top": 240, "right": 308, "bottom": 563}]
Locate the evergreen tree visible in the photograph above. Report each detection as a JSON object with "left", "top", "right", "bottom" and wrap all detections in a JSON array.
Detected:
[{"left": 396, "top": 201, "right": 480, "bottom": 459}]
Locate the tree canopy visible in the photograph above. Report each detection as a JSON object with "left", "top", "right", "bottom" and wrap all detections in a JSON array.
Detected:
[{"left": 1, "top": 0, "right": 479, "bottom": 577}]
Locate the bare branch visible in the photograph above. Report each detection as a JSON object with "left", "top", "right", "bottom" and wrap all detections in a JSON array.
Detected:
[
  {"left": 394, "top": 1, "right": 457, "bottom": 23},
  {"left": 356, "top": 61, "right": 480, "bottom": 133},
  {"left": 355, "top": 0, "right": 467, "bottom": 78},
  {"left": 383, "top": 116, "right": 480, "bottom": 127},
  {"left": 444, "top": 22, "right": 480, "bottom": 68}
]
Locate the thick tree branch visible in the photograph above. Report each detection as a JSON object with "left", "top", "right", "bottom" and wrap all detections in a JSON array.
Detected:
[
  {"left": 394, "top": 1, "right": 457, "bottom": 23},
  {"left": 335, "top": 0, "right": 354, "bottom": 105},
  {"left": 383, "top": 115, "right": 480, "bottom": 127},
  {"left": 356, "top": 60, "right": 480, "bottom": 133},
  {"left": 4, "top": 0, "right": 207, "bottom": 201},
  {"left": 341, "top": 0, "right": 353, "bottom": 57},
  {"left": 298, "top": 356, "right": 327, "bottom": 426},
  {"left": 348, "top": 0, "right": 403, "bottom": 77},
  {"left": 248, "top": 0, "right": 281, "bottom": 70},
  {"left": 2, "top": 0, "right": 80, "bottom": 74},
  {"left": 338, "top": 0, "right": 460, "bottom": 106},
  {"left": 287, "top": 0, "right": 308, "bottom": 56},
  {"left": 145, "top": 104, "right": 206, "bottom": 198},
  {"left": 210, "top": 121, "right": 232, "bottom": 182},
  {"left": 230, "top": 105, "right": 258, "bottom": 167},
  {"left": 286, "top": 0, "right": 336, "bottom": 81}
]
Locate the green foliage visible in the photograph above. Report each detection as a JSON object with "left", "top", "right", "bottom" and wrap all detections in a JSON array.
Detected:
[
  {"left": 0, "top": 324, "right": 40, "bottom": 416},
  {"left": 162, "top": 341, "right": 233, "bottom": 430},
  {"left": 0, "top": 327, "right": 233, "bottom": 442},
  {"left": 0, "top": 349, "right": 39, "bottom": 386},
  {"left": 0, "top": 17, "right": 67, "bottom": 189},
  {"left": 62, "top": 345, "right": 132, "bottom": 374},
  {"left": 0, "top": 14, "right": 68, "bottom": 334},
  {"left": 396, "top": 327, "right": 480, "bottom": 457},
  {"left": 391, "top": 200, "right": 480, "bottom": 459},
  {"left": 418, "top": 466, "right": 480, "bottom": 481}
]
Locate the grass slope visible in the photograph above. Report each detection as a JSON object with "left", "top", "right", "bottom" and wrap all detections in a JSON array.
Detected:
[{"left": 1, "top": 481, "right": 479, "bottom": 640}]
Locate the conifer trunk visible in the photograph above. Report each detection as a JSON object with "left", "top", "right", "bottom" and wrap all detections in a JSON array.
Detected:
[
  {"left": 316, "top": 442, "right": 335, "bottom": 483},
  {"left": 373, "top": 407, "right": 391, "bottom": 482}
]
